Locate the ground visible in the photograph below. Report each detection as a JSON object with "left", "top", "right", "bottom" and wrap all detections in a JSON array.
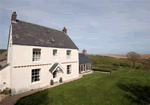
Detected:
[{"left": 15, "top": 68, "right": 150, "bottom": 105}]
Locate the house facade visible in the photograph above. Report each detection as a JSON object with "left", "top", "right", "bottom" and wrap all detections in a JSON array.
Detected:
[{"left": 0, "top": 12, "right": 92, "bottom": 95}]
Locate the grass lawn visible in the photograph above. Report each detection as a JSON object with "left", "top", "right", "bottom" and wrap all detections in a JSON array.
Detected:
[{"left": 15, "top": 69, "right": 150, "bottom": 105}]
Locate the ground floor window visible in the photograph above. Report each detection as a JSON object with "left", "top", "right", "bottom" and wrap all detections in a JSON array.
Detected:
[
  {"left": 79, "top": 64, "right": 91, "bottom": 73},
  {"left": 32, "top": 69, "right": 40, "bottom": 82},
  {"left": 67, "top": 65, "right": 71, "bottom": 74}
]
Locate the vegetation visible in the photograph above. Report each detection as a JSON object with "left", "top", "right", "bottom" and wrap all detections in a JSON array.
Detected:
[
  {"left": 50, "top": 80, "right": 53, "bottom": 85},
  {"left": 126, "top": 52, "right": 141, "bottom": 69},
  {"left": 0, "top": 89, "right": 11, "bottom": 95},
  {"left": 15, "top": 69, "right": 150, "bottom": 105},
  {"left": 88, "top": 54, "right": 146, "bottom": 70},
  {"left": 59, "top": 77, "right": 63, "bottom": 83}
]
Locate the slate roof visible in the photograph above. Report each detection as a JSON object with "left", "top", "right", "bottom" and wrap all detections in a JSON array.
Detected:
[
  {"left": 11, "top": 20, "right": 78, "bottom": 50},
  {"left": 79, "top": 53, "right": 93, "bottom": 64}
]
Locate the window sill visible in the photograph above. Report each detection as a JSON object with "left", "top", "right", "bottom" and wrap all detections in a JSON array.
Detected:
[
  {"left": 32, "top": 61, "right": 42, "bottom": 64},
  {"left": 67, "top": 74, "right": 72, "bottom": 76},
  {"left": 31, "top": 81, "right": 41, "bottom": 85},
  {"left": 53, "top": 59, "right": 58, "bottom": 61}
]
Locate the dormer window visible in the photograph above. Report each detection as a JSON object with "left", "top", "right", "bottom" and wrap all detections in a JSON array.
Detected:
[{"left": 66, "top": 50, "right": 71, "bottom": 59}]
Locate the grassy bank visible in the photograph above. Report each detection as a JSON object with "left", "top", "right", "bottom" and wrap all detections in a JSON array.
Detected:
[{"left": 15, "top": 69, "right": 150, "bottom": 105}]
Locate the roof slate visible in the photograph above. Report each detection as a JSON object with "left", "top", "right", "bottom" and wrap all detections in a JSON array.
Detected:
[
  {"left": 12, "top": 20, "right": 78, "bottom": 50},
  {"left": 79, "top": 53, "right": 93, "bottom": 64}
]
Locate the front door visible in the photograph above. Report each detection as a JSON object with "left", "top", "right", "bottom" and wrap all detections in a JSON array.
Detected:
[{"left": 53, "top": 70, "right": 58, "bottom": 82}]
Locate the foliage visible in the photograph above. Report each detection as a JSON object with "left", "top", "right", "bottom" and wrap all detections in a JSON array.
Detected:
[
  {"left": 144, "top": 62, "right": 150, "bottom": 70},
  {"left": 119, "top": 62, "right": 125, "bottom": 68},
  {"left": 59, "top": 77, "right": 63, "bottom": 83},
  {"left": 50, "top": 80, "right": 53, "bottom": 85},
  {"left": 92, "top": 68, "right": 111, "bottom": 73},
  {"left": 0, "top": 64, "right": 1, "bottom": 68},
  {"left": 0, "top": 89, "right": 11, "bottom": 95},
  {"left": 113, "top": 62, "right": 119, "bottom": 67},
  {"left": 126, "top": 52, "right": 141, "bottom": 68}
]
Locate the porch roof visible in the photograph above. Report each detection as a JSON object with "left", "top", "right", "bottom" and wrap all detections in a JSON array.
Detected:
[{"left": 49, "top": 63, "right": 64, "bottom": 73}]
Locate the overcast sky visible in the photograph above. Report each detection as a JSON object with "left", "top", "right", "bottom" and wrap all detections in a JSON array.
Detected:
[{"left": 0, "top": 0, "right": 150, "bottom": 54}]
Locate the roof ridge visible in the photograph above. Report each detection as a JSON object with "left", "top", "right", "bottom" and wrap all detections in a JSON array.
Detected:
[{"left": 16, "top": 19, "right": 66, "bottom": 34}]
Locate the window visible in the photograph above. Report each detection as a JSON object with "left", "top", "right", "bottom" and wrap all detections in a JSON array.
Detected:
[
  {"left": 33, "top": 49, "right": 41, "bottom": 61},
  {"left": 32, "top": 69, "right": 40, "bottom": 83},
  {"left": 53, "top": 50, "right": 57, "bottom": 60},
  {"left": 67, "top": 65, "right": 71, "bottom": 74},
  {"left": 66, "top": 50, "right": 71, "bottom": 59},
  {"left": 53, "top": 50, "right": 57, "bottom": 56}
]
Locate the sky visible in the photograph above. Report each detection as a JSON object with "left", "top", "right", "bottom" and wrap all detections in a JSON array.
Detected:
[{"left": 0, "top": 0, "right": 150, "bottom": 55}]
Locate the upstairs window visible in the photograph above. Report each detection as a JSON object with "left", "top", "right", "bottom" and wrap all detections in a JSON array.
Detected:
[
  {"left": 33, "top": 49, "right": 41, "bottom": 61},
  {"left": 66, "top": 50, "right": 71, "bottom": 59},
  {"left": 53, "top": 49, "right": 58, "bottom": 60}
]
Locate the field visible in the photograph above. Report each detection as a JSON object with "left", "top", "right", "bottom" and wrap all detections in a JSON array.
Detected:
[
  {"left": 15, "top": 69, "right": 150, "bottom": 105},
  {"left": 100, "top": 54, "right": 150, "bottom": 59},
  {"left": 87, "top": 55, "right": 145, "bottom": 70}
]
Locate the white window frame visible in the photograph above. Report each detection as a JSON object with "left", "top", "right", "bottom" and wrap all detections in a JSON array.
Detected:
[
  {"left": 53, "top": 49, "right": 58, "bottom": 61},
  {"left": 33, "top": 49, "right": 41, "bottom": 62},
  {"left": 67, "top": 65, "right": 71, "bottom": 75},
  {"left": 31, "top": 69, "right": 40, "bottom": 84},
  {"left": 66, "top": 50, "right": 71, "bottom": 59}
]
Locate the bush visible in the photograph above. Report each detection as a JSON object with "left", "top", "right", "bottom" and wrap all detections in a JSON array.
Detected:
[
  {"left": 113, "top": 62, "right": 119, "bottom": 67},
  {"left": 0, "top": 65, "right": 1, "bottom": 68},
  {"left": 59, "top": 77, "right": 63, "bottom": 83},
  {"left": 0, "top": 89, "right": 11, "bottom": 95},
  {"left": 119, "top": 62, "right": 125, "bottom": 68},
  {"left": 93, "top": 68, "right": 111, "bottom": 73},
  {"left": 50, "top": 79, "right": 54, "bottom": 85},
  {"left": 144, "top": 63, "right": 150, "bottom": 70}
]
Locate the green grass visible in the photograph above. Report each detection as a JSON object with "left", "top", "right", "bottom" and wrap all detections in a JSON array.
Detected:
[{"left": 15, "top": 69, "right": 150, "bottom": 105}]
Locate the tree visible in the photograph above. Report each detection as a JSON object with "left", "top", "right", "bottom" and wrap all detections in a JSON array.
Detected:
[{"left": 126, "top": 52, "right": 141, "bottom": 69}]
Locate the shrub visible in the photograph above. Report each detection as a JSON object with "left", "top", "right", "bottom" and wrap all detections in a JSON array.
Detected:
[
  {"left": 113, "top": 62, "right": 119, "bottom": 67},
  {"left": 50, "top": 79, "right": 54, "bottom": 85},
  {"left": 119, "top": 62, "right": 125, "bottom": 68},
  {"left": 135, "top": 65, "right": 141, "bottom": 69},
  {"left": 144, "top": 63, "right": 150, "bottom": 70},
  {"left": 0, "top": 65, "right": 1, "bottom": 68},
  {"left": 0, "top": 89, "right": 11, "bottom": 95},
  {"left": 59, "top": 77, "right": 63, "bottom": 83}
]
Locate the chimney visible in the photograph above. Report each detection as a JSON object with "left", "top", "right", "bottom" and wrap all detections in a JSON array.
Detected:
[
  {"left": 62, "top": 27, "right": 67, "bottom": 33},
  {"left": 82, "top": 49, "right": 87, "bottom": 55},
  {"left": 11, "top": 11, "right": 17, "bottom": 22}
]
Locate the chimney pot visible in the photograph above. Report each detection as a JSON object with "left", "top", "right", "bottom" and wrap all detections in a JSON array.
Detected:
[
  {"left": 11, "top": 11, "right": 17, "bottom": 22},
  {"left": 62, "top": 27, "right": 67, "bottom": 33},
  {"left": 82, "top": 49, "right": 87, "bottom": 55}
]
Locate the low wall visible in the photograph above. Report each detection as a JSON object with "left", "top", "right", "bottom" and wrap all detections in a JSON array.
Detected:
[{"left": 0, "top": 64, "right": 10, "bottom": 91}]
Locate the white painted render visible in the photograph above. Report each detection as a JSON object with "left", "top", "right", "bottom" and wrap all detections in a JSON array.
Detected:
[{"left": 11, "top": 45, "right": 79, "bottom": 95}]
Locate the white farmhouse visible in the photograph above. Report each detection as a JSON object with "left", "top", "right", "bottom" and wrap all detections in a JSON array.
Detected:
[{"left": 0, "top": 12, "right": 92, "bottom": 95}]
